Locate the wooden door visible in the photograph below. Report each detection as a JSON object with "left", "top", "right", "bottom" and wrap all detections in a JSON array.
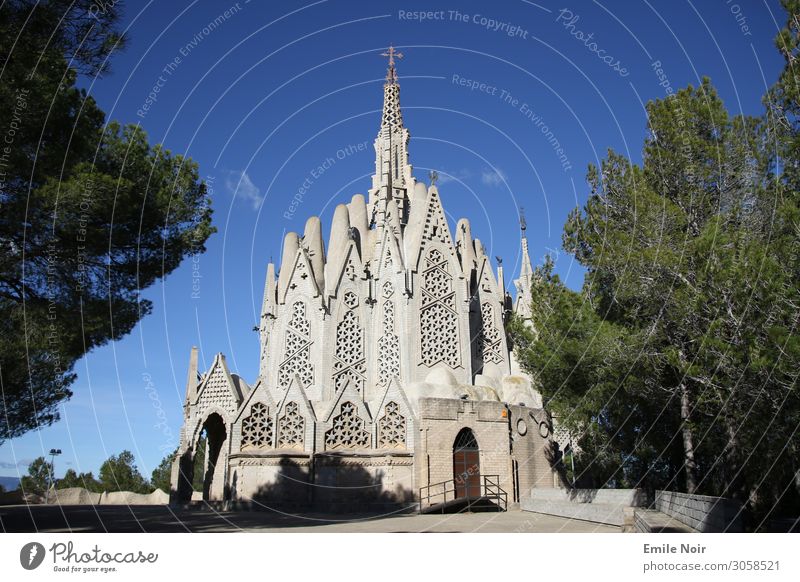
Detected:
[{"left": 453, "top": 428, "right": 480, "bottom": 498}]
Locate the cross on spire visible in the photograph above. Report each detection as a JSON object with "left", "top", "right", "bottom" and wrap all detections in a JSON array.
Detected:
[{"left": 381, "top": 45, "right": 403, "bottom": 83}]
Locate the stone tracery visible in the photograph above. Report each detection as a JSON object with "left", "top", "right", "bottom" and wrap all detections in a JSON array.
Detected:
[
  {"left": 419, "top": 248, "right": 460, "bottom": 368},
  {"left": 477, "top": 301, "right": 504, "bottom": 364},
  {"left": 278, "top": 301, "right": 314, "bottom": 390},
  {"left": 277, "top": 401, "right": 305, "bottom": 449},
  {"left": 325, "top": 401, "right": 370, "bottom": 449},
  {"left": 378, "top": 401, "right": 406, "bottom": 448},
  {"left": 241, "top": 402, "right": 273, "bottom": 449},
  {"left": 332, "top": 295, "right": 366, "bottom": 393}
]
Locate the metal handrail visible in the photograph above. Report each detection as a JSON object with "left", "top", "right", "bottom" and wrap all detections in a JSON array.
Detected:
[{"left": 418, "top": 474, "right": 508, "bottom": 513}]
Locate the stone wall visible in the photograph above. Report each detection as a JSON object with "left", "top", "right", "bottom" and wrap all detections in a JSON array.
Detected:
[
  {"left": 228, "top": 452, "right": 312, "bottom": 505},
  {"left": 507, "top": 405, "right": 559, "bottom": 495},
  {"left": 521, "top": 488, "right": 647, "bottom": 527},
  {"left": 227, "top": 451, "right": 415, "bottom": 512},
  {"left": 416, "top": 398, "right": 556, "bottom": 506},
  {"left": 417, "top": 397, "right": 513, "bottom": 499},
  {"left": 654, "top": 490, "right": 744, "bottom": 532},
  {"left": 44, "top": 487, "right": 169, "bottom": 505}
]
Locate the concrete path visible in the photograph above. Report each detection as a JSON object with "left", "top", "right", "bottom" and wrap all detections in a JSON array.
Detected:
[{"left": 0, "top": 505, "right": 620, "bottom": 533}]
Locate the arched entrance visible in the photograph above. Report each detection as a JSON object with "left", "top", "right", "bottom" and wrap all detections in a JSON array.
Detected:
[
  {"left": 200, "top": 413, "right": 227, "bottom": 501},
  {"left": 453, "top": 428, "right": 481, "bottom": 498}
]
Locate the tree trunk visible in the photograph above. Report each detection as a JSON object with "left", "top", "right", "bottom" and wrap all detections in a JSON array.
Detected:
[
  {"left": 725, "top": 415, "right": 746, "bottom": 503},
  {"left": 680, "top": 383, "right": 699, "bottom": 494}
]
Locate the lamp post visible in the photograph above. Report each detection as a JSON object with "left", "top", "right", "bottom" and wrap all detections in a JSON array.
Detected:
[{"left": 48, "top": 448, "right": 61, "bottom": 498}]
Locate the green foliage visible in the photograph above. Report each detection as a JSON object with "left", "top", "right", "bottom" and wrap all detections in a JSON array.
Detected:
[
  {"left": 0, "top": 1, "right": 215, "bottom": 442},
  {"left": 57, "top": 468, "right": 102, "bottom": 492},
  {"left": 511, "top": 3, "right": 800, "bottom": 523},
  {"left": 20, "top": 457, "right": 53, "bottom": 495},
  {"left": 98, "top": 450, "right": 151, "bottom": 494},
  {"left": 151, "top": 449, "right": 177, "bottom": 494}
]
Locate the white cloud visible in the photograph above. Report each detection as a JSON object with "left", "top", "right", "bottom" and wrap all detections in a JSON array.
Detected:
[
  {"left": 435, "top": 168, "right": 472, "bottom": 185},
  {"left": 481, "top": 167, "right": 507, "bottom": 188},
  {"left": 225, "top": 170, "right": 263, "bottom": 209}
]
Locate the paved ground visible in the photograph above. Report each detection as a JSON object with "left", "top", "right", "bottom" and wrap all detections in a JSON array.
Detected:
[{"left": 0, "top": 505, "right": 620, "bottom": 533}]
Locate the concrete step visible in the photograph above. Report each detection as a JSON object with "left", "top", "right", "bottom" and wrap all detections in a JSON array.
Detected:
[
  {"left": 634, "top": 508, "right": 696, "bottom": 533},
  {"left": 421, "top": 496, "right": 505, "bottom": 515}
]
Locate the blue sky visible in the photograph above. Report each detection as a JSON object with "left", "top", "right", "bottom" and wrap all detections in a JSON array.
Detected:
[{"left": 0, "top": 0, "right": 787, "bottom": 481}]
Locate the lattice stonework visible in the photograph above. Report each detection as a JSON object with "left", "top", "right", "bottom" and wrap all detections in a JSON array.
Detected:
[
  {"left": 478, "top": 302, "right": 504, "bottom": 364},
  {"left": 325, "top": 401, "right": 370, "bottom": 449},
  {"left": 332, "top": 300, "right": 366, "bottom": 393},
  {"left": 378, "top": 401, "right": 406, "bottom": 448},
  {"left": 195, "top": 365, "right": 236, "bottom": 418},
  {"left": 381, "top": 83, "right": 404, "bottom": 129},
  {"left": 241, "top": 402, "right": 273, "bottom": 449},
  {"left": 421, "top": 195, "right": 450, "bottom": 246},
  {"left": 277, "top": 401, "right": 305, "bottom": 449},
  {"left": 343, "top": 290, "right": 358, "bottom": 309},
  {"left": 419, "top": 249, "right": 460, "bottom": 368},
  {"left": 278, "top": 302, "right": 314, "bottom": 390},
  {"left": 377, "top": 300, "right": 400, "bottom": 386}
]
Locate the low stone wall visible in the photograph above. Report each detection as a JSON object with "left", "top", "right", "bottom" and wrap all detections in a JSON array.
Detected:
[
  {"left": 45, "top": 487, "right": 169, "bottom": 506},
  {"left": 654, "top": 490, "right": 743, "bottom": 532},
  {"left": 530, "top": 488, "right": 648, "bottom": 506},
  {"left": 47, "top": 487, "right": 101, "bottom": 505},
  {"left": 521, "top": 488, "right": 647, "bottom": 526}
]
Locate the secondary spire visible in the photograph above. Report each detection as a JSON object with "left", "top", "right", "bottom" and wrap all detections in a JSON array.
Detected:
[{"left": 519, "top": 207, "right": 533, "bottom": 278}]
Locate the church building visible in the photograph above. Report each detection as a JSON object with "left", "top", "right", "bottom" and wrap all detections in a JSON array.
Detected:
[{"left": 171, "top": 48, "right": 562, "bottom": 511}]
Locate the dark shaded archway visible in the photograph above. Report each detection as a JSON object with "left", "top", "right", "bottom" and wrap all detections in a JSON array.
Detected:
[
  {"left": 201, "top": 413, "right": 227, "bottom": 501},
  {"left": 453, "top": 428, "right": 480, "bottom": 498}
]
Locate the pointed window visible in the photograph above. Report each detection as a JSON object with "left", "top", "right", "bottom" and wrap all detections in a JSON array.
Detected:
[
  {"left": 278, "top": 302, "right": 314, "bottom": 390},
  {"left": 241, "top": 402, "right": 273, "bottom": 449},
  {"left": 419, "top": 249, "right": 460, "bottom": 368},
  {"left": 378, "top": 401, "right": 406, "bottom": 449},
  {"left": 325, "top": 401, "right": 370, "bottom": 449},
  {"left": 277, "top": 402, "right": 305, "bottom": 449},
  {"left": 332, "top": 294, "right": 366, "bottom": 393}
]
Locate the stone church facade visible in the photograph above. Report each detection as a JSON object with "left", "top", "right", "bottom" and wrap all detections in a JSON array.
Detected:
[{"left": 170, "top": 50, "right": 561, "bottom": 510}]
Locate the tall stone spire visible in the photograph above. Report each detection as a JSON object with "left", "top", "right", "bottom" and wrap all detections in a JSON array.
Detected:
[
  {"left": 368, "top": 45, "right": 414, "bottom": 229},
  {"left": 514, "top": 207, "right": 535, "bottom": 319}
]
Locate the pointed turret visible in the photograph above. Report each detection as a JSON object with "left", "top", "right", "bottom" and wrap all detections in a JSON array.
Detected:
[
  {"left": 519, "top": 208, "right": 533, "bottom": 280},
  {"left": 278, "top": 231, "right": 300, "bottom": 300},
  {"left": 303, "top": 216, "right": 326, "bottom": 293},
  {"left": 497, "top": 259, "right": 506, "bottom": 307},
  {"left": 456, "top": 218, "right": 478, "bottom": 277},
  {"left": 347, "top": 194, "right": 370, "bottom": 252},
  {"left": 326, "top": 204, "right": 352, "bottom": 294},
  {"left": 259, "top": 263, "right": 277, "bottom": 378},
  {"left": 184, "top": 346, "right": 199, "bottom": 406},
  {"left": 261, "top": 262, "right": 277, "bottom": 321},
  {"left": 514, "top": 208, "right": 535, "bottom": 319}
]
